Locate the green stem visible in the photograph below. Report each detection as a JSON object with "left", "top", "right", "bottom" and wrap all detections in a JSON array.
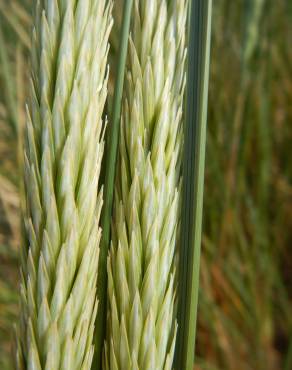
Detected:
[
  {"left": 94, "top": 1, "right": 133, "bottom": 368},
  {"left": 174, "top": 1, "right": 212, "bottom": 369}
]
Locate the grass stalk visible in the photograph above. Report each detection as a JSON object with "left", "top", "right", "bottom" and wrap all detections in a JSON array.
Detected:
[
  {"left": 94, "top": 0, "right": 133, "bottom": 368},
  {"left": 174, "top": 0, "right": 212, "bottom": 369}
]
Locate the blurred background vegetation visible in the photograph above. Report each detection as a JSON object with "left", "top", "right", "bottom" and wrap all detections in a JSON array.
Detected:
[{"left": 0, "top": 0, "right": 291, "bottom": 369}]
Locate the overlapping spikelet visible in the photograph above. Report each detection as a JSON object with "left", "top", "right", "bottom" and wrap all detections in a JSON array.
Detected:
[
  {"left": 105, "top": 0, "right": 187, "bottom": 368},
  {"left": 16, "top": 0, "right": 112, "bottom": 368}
]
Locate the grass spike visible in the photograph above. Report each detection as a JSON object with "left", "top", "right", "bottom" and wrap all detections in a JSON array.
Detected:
[
  {"left": 16, "top": 1, "right": 113, "bottom": 368},
  {"left": 105, "top": 0, "right": 188, "bottom": 368}
]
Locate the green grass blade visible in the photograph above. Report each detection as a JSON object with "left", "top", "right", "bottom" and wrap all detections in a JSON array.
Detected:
[
  {"left": 174, "top": 0, "right": 212, "bottom": 369},
  {"left": 94, "top": 1, "right": 133, "bottom": 368}
]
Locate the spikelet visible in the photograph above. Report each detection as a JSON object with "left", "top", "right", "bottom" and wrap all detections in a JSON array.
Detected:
[
  {"left": 105, "top": 0, "right": 187, "bottom": 368},
  {"left": 16, "top": 1, "right": 112, "bottom": 369}
]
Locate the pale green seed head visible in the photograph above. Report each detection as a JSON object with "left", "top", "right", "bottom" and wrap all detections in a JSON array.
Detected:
[
  {"left": 105, "top": 0, "right": 187, "bottom": 369},
  {"left": 16, "top": 1, "right": 112, "bottom": 369}
]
